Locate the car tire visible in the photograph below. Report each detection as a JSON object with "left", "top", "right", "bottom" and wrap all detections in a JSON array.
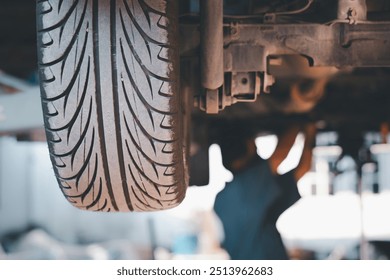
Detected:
[{"left": 36, "top": 0, "right": 187, "bottom": 212}]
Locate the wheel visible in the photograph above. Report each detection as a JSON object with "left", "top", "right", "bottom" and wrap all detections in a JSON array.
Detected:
[{"left": 36, "top": 0, "right": 187, "bottom": 212}]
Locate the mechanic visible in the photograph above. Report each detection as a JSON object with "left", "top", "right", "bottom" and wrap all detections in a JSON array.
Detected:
[{"left": 214, "top": 122, "right": 316, "bottom": 260}]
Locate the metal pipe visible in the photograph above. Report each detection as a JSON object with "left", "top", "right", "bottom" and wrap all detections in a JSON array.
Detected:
[{"left": 200, "top": 0, "right": 224, "bottom": 90}]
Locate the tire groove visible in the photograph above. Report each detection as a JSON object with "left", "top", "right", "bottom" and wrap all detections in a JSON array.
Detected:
[
  {"left": 120, "top": 44, "right": 175, "bottom": 115},
  {"left": 124, "top": 116, "right": 176, "bottom": 168},
  {"left": 157, "top": 15, "right": 169, "bottom": 30},
  {"left": 122, "top": 0, "right": 169, "bottom": 47},
  {"left": 66, "top": 153, "right": 98, "bottom": 199},
  {"left": 93, "top": 0, "right": 118, "bottom": 211},
  {"left": 157, "top": 47, "right": 170, "bottom": 63},
  {"left": 130, "top": 187, "right": 154, "bottom": 211},
  {"left": 157, "top": 82, "right": 173, "bottom": 97},
  {"left": 96, "top": 194, "right": 108, "bottom": 211},
  {"left": 58, "top": 0, "right": 64, "bottom": 12},
  {"left": 139, "top": 0, "right": 165, "bottom": 16},
  {"left": 111, "top": 0, "right": 133, "bottom": 211},
  {"left": 39, "top": 0, "right": 80, "bottom": 32},
  {"left": 41, "top": 3, "right": 53, "bottom": 15},
  {"left": 138, "top": 0, "right": 151, "bottom": 28},
  {"left": 119, "top": 11, "right": 153, "bottom": 97},
  {"left": 126, "top": 138, "right": 178, "bottom": 189},
  {"left": 86, "top": 177, "right": 104, "bottom": 209},
  {"left": 41, "top": 0, "right": 87, "bottom": 68},
  {"left": 122, "top": 84, "right": 176, "bottom": 144},
  {"left": 42, "top": 26, "right": 89, "bottom": 102},
  {"left": 58, "top": 128, "right": 95, "bottom": 183},
  {"left": 51, "top": 97, "right": 92, "bottom": 162},
  {"left": 126, "top": 163, "right": 165, "bottom": 206},
  {"left": 47, "top": 59, "right": 91, "bottom": 136},
  {"left": 119, "top": 14, "right": 174, "bottom": 83}
]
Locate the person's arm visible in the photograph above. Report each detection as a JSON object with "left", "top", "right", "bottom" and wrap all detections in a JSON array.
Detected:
[
  {"left": 294, "top": 123, "right": 316, "bottom": 181},
  {"left": 269, "top": 125, "right": 300, "bottom": 174}
]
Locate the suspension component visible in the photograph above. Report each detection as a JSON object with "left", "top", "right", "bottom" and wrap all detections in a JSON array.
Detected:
[{"left": 200, "top": 0, "right": 224, "bottom": 114}]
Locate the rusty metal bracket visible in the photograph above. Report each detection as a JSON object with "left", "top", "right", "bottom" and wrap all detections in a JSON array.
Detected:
[
  {"left": 224, "top": 22, "right": 390, "bottom": 68},
  {"left": 183, "top": 19, "right": 390, "bottom": 113}
]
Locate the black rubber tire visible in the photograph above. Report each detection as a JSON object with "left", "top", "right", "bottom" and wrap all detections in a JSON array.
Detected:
[{"left": 36, "top": 0, "right": 186, "bottom": 212}]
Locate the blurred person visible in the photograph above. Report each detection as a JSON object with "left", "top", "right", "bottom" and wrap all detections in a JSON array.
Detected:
[{"left": 214, "top": 123, "right": 316, "bottom": 260}]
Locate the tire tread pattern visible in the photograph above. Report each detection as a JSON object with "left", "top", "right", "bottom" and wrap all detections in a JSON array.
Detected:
[{"left": 37, "top": 0, "right": 185, "bottom": 212}]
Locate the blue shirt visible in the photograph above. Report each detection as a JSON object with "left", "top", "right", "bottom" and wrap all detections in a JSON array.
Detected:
[{"left": 214, "top": 158, "right": 300, "bottom": 260}]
